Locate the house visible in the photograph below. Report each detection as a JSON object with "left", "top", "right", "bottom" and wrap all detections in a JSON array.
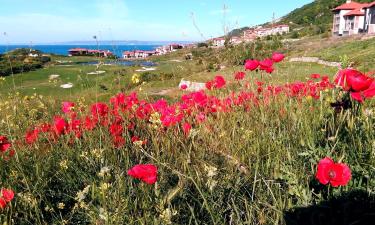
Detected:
[
  {"left": 364, "top": 1, "right": 375, "bottom": 34},
  {"left": 230, "top": 36, "right": 242, "bottom": 45},
  {"left": 242, "top": 25, "right": 289, "bottom": 40},
  {"left": 122, "top": 50, "right": 157, "bottom": 59},
  {"left": 273, "top": 25, "right": 290, "bottom": 34},
  {"left": 68, "top": 48, "right": 89, "bottom": 56},
  {"left": 156, "top": 46, "right": 170, "bottom": 55},
  {"left": 243, "top": 29, "right": 257, "bottom": 42},
  {"left": 68, "top": 48, "right": 113, "bottom": 57},
  {"left": 212, "top": 37, "right": 226, "bottom": 47},
  {"left": 123, "top": 51, "right": 135, "bottom": 59},
  {"left": 100, "top": 50, "right": 113, "bottom": 57},
  {"left": 143, "top": 50, "right": 157, "bottom": 57},
  {"left": 169, "top": 44, "right": 183, "bottom": 51},
  {"left": 332, "top": 0, "right": 367, "bottom": 36}
]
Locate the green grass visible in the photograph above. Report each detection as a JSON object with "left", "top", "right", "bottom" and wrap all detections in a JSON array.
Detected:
[
  {"left": 289, "top": 36, "right": 375, "bottom": 71},
  {"left": 0, "top": 45, "right": 374, "bottom": 224}
]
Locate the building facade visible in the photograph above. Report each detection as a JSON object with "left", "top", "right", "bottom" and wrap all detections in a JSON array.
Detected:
[
  {"left": 364, "top": 2, "right": 375, "bottom": 34},
  {"left": 332, "top": 0, "right": 368, "bottom": 36}
]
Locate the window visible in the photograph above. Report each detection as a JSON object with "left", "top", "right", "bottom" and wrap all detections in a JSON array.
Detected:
[{"left": 370, "top": 8, "right": 375, "bottom": 24}]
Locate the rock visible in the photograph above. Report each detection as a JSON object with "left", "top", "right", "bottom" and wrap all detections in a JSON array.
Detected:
[
  {"left": 60, "top": 83, "right": 73, "bottom": 89},
  {"left": 87, "top": 71, "right": 106, "bottom": 75},
  {"left": 49, "top": 74, "right": 60, "bottom": 80},
  {"left": 289, "top": 57, "right": 341, "bottom": 67},
  {"left": 179, "top": 79, "right": 206, "bottom": 92}
]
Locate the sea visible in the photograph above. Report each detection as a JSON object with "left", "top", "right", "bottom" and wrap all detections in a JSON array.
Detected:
[{"left": 0, "top": 45, "right": 159, "bottom": 57}]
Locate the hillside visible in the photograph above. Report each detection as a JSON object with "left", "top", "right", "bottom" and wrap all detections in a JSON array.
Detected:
[
  {"left": 280, "top": 0, "right": 373, "bottom": 27},
  {"left": 229, "top": 0, "right": 374, "bottom": 38}
]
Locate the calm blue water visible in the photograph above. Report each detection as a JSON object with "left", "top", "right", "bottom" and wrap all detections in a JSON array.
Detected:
[{"left": 0, "top": 45, "right": 159, "bottom": 57}]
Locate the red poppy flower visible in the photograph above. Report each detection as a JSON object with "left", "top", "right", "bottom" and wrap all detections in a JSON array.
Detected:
[
  {"left": 311, "top": 74, "right": 321, "bottom": 79},
  {"left": 38, "top": 123, "right": 51, "bottom": 133},
  {"left": 109, "top": 123, "right": 123, "bottom": 137},
  {"left": 61, "top": 101, "right": 75, "bottom": 114},
  {"left": 245, "top": 60, "right": 259, "bottom": 71},
  {"left": 113, "top": 136, "right": 125, "bottom": 148},
  {"left": 84, "top": 116, "right": 97, "bottom": 130},
  {"left": 127, "top": 164, "right": 158, "bottom": 184},
  {"left": 213, "top": 75, "right": 226, "bottom": 89},
  {"left": 363, "top": 80, "right": 375, "bottom": 99},
  {"left": 182, "top": 122, "right": 192, "bottom": 136},
  {"left": 110, "top": 93, "right": 126, "bottom": 108},
  {"left": 131, "top": 136, "right": 147, "bottom": 145},
  {"left": 25, "top": 129, "right": 39, "bottom": 144},
  {"left": 53, "top": 116, "right": 68, "bottom": 136},
  {"left": 1, "top": 189, "right": 14, "bottom": 202},
  {"left": 0, "top": 198, "right": 6, "bottom": 209},
  {"left": 265, "top": 66, "right": 274, "bottom": 74},
  {"left": 259, "top": 58, "right": 274, "bottom": 69},
  {"left": 0, "top": 136, "right": 11, "bottom": 153},
  {"left": 316, "top": 157, "right": 351, "bottom": 187},
  {"left": 180, "top": 84, "right": 188, "bottom": 90},
  {"left": 335, "top": 69, "right": 374, "bottom": 102},
  {"left": 272, "top": 52, "right": 285, "bottom": 63},
  {"left": 346, "top": 71, "right": 373, "bottom": 92},
  {"left": 205, "top": 81, "right": 213, "bottom": 90},
  {"left": 234, "top": 72, "right": 246, "bottom": 80},
  {"left": 131, "top": 136, "right": 140, "bottom": 143},
  {"left": 91, "top": 103, "right": 109, "bottom": 118},
  {"left": 335, "top": 69, "right": 367, "bottom": 91}
]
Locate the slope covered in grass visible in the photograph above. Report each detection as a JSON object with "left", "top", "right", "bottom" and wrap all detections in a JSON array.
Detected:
[{"left": 289, "top": 36, "right": 375, "bottom": 71}]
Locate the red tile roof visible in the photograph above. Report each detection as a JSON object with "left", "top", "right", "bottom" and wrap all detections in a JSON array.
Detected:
[
  {"left": 333, "top": 1, "right": 367, "bottom": 11},
  {"left": 69, "top": 48, "right": 88, "bottom": 52},
  {"left": 364, "top": 1, "right": 375, "bottom": 8},
  {"left": 344, "top": 8, "right": 365, "bottom": 16}
]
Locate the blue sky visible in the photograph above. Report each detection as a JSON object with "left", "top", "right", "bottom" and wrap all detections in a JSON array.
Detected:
[{"left": 0, "top": 0, "right": 312, "bottom": 44}]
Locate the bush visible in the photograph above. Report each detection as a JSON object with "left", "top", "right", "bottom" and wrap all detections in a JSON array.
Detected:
[
  {"left": 0, "top": 48, "right": 51, "bottom": 76},
  {"left": 197, "top": 42, "right": 209, "bottom": 48}
]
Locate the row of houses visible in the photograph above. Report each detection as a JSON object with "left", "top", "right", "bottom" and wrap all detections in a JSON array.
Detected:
[
  {"left": 68, "top": 48, "right": 114, "bottom": 57},
  {"left": 211, "top": 24, "right": 290, "bottom": 47},
  {"left": 332, "top": 0, "right": 375, "bottom": 36},
  {"left": 123, "top": 50, "right": 158, "bottom": 59},
  {"left": 122, "top": 43, "right": 193, "bottom": 59},
  {"left": 244, "top": 25, "right": 290, "bottom": 38}
]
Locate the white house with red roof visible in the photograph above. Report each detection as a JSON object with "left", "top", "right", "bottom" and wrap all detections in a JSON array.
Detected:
[
  {"left": 242, "top": 25, "right": 289, "bottom": 40},
  {"left": 230, "top": 36, "right": 242, "bottom": 45},
  {"left": 68, "top": 48, "right": 113, "bottom": 57},
  {"left": 122, "top": 50, "right": 157, "bottom": 59},
  {"left": 364, "top": 1, "right": 375, "bottom": 34},
  {"left": 211, "top": 37, "right": 226, "bottom": 47},
  {"left": 332, "top": 0, "right": 368, "bottom": 36}
]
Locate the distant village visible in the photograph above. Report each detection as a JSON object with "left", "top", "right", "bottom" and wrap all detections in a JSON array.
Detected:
[
  {"left": 67, "top": 0, "right": 375, "bottom": 60},
  {"left": 67, "top": 25, "right": 290, "bottom": 60},
  {"left": 210, "top": 24, "right": 290, "bottom": 47},
  {"left": 68, "top": 43, "right": 195, "bottom": 60}
]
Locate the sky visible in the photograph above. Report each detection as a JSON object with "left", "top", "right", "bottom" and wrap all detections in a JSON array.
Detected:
[{"left": 0, "top": 0, "right": 312, "bottom": 44}]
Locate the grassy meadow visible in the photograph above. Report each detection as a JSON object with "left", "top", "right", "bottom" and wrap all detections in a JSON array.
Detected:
[{"left": 0, "top": 38, "right": 374, "bottom": 225}]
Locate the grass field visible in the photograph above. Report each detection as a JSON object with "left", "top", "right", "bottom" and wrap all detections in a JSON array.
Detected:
[
  {"left": 0, "top": 52, "right": 339, "bottom": 102},
  {"left": 0, "top": 40, "right": 374, "bottom": 224},
  {"left": 289, "top": 35, "right": 375, "bottom": 71}
]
